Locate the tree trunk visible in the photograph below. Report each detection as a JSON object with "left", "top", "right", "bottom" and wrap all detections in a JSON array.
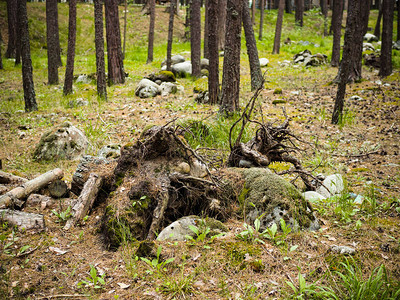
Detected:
[
  {"left": 285, "top": 0, "right": 292, "bottom": 13},
  {"left": 0, "top": 171, "right": 28, "bottom": 185},
  {"left": 123, "top": 0, "right": 127, "bottom": 60},
  {"left": 330, "top": 0, "right": 344, "bottom": 66},
  {"left": 191, "top": 0, "right": 202, "bottom": 77},
  {"left": 0, "top": 32, "right": 3, "bottom": 70},
  {"left": 46, "top": 0, "right": 59, "bottom": 85},
  {"left": 0, "top": 209, "right": 45, "bottom": 232},
  {"left": 5, "top": 0, "right": 17, "bottom": 58},
  {"left": 243, "top": 4, "right": 263, "bottom": 90},
  {"left": 373, "top": 0, "right": 382, "bottom": 39},
  {"left": 295, "top": 0, "right": 304, "bottom": 26},
  {"left": 272, "top": 0, "right": 285, "bottom": 54},
  {"left": 220, "top": 0, "right": 242, "bottom": 114},
  {"left": 208, "top": 0, "right": 219, "bottom": 104},
  {"left": 203, "top": 0, "right": 209, "bottom": 58},
  {"left": 105, "top": 0, "right": 125, "bottom": 84},
  {"left": 147, "top": 0, "right": 156, "bottom": 63},
  {"left": 94, "top": 0, "right": 107, "bottom": 99},
  {"left": 218, "top": 0, "right": 227, "bottom": 49},
  {"left": 397, "top": 0, "right": 400, "bottom": 41},
  {"left": 63, "top": 0, "right": 76, "bottom": 95},
  {"left": 166, "top": 0, "right": 176, "bottom": 71},
  {"left": 320, "top": 0, "right": 328, "bottom": 36},
  {"left": 332, "top": 0, "right": 359, "bottom": 124},
  {"left": 251, "top": 0, "right": 256, "bottom": 24},
  {"left": 259, "top": 0, "right": 265, "bottom": 40},
  {"left": 18, "top": 0, "right": 37, "bottom": 112},
  {"left": 184, "top": 0, "right": 191, "bottom": 41},
  {"left": 379, "top": 0, "right": 394, "bottom": 77},
  {"left": 15, "top": 13, "right": 21, "bottom": 66}
]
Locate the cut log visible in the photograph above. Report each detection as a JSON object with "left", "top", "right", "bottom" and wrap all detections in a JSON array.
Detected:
[
  {"left": 48, "top": 180, "right": 68, "bottom": 198},
  {"left": 64, "top": 173, "right": 103, "bottom": 230},
  {"left": 0, "top": 170, "right": 28, "bottom": 184},
  {"left": 0, "top": 209, "right": 45, "bottom": 232},
  {"left": 0, "top": 185, "right": 8, "bottom": 195},
  {"left": 0, "top": 168, "right": 64, "bottom": 209}
]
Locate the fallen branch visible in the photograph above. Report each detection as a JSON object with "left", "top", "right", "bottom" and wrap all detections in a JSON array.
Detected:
[
  {"left": 332, "top": 150, "right": 380, "bottom": 158},
  {"left": 64, "top": 173, "right": 103, "bottom": 231},
  {"left": 0, "top": 168, "right": 64, "bottom": 209},
  {"left": 0, "top": 209, "right": 45, "bottom": 232},
  {"left": 0, "top": 171, "right": 28, "bottom": 184}
]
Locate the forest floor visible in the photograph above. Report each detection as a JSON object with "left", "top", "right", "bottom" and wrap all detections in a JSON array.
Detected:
[{"left": 0, "top": 3, "right": 400, "bottom": 299}]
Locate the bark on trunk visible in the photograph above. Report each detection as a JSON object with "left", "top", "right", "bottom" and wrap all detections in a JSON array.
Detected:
[
  {"left": 64, "top": 173, "right": 103, "bottom": 230},
  {"left": 220, "top": 0, "right": 242, "bottom": 114},
  {"left": 332, "top": 0, "right": 359, "bottom": 124},
  {"left": 46, "top": 0, "right": 59, "bottom": 85},
  {"left": 191, "top": 0, "right": 202, "bottom": 78},
  {"left": 398, "top": 0, "right": 400, "bottom": 41},
  {"left": 320, "top": 0, "right": 328, "bottom": 36},
  {"left": 5, "top": 0, "right": 17, "bottom": 58},
  {"left": 0, "top": 168, "right": 64, "bottom": 209},
  {"left": 373, "top": 0, "right": 382, "bottom": 39},
  {"left": 259, "top": 0, "right": 265, "bottom": 40},
  {"left": 0, "top": 209, "right": 45, "bottom": 232},
  {"left": 203, "top": 0, "right": 209, "bottom": 58},
  {"left": 379, "top": 0, "right": 394, "bottom": 77},
  {"left": 208, "top": 0, "right": 220, "bottom": 104},
  {"left": 295, "top": 0, "right": 304, "bottom": 26},
  {"left": 94, "top": 0, "right": 107, "bottom": 99},
  {"left": 285, "top": 0, "right": 292, "bottom": 13},
  {"left": 18, "top": 0, "right": 37, "bottom": 112},
  {"left": 146, "top": 0, "right": 156, "bottom": 63},
  {"left": 166, "top": 0, "right": 176, "bottom": 71},
  {"left": 218, "top": 0, "right": 227, "bottom": 49},
  {"left": 330, "top": 0, "right": 344, "bottom": 66},
  {"left": 272, "top": 0, "right": 285, "bottom": 54},
  {"left": 243, "top": 4, "right": 262, "bottom": 90},
  {"left": 123, "top": 0, "right": 127, "bottom": 59},
  {"left": 251, "top": 0, "right": 256, "bottom": 24},
  {"left": 0, "top": 33, "right": 3, "bottom": 70},
  {"left": 105, "top": 0, "right": 125, "bottom": 84},
  {"left": 63, "top": 0, "right": 77, "bottom": 95}
]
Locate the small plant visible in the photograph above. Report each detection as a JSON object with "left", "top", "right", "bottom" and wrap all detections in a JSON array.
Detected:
[
  {"left": 286, "top": 272, "right": 338, "bottom": 299},
  {"left": 236, "top": 218, "right": 265, "bottom": 244},
  {"left": 140, "top": 246, "right": 175, "bottom": 275},
  {"left": 160, "top": 268, "right": 195, "bottom": 298},
  {"left": 187, "top": 223, "right": 211, "bottom": 243},
  {"left": 52, "top": 206, "right": 72, "bottom": 223},
  {"left": 77, "top": 265, "right": 106, "bottom": 289}
]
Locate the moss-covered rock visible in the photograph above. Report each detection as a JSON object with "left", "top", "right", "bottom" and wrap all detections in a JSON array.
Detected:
[{"left": 193, "top": 77, "right": 208, "bottom": 93}]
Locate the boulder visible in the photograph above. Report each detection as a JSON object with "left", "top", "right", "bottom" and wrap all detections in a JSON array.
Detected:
[
  {"left": 393, "top": 40, "right": 400, "bottom": 50},
  {"left": 316, "top": 174, "right": 344, "bottom": 198},
  {"left": 200, "top": 58, "right": 209, "bottom": 70},
  {"left": 259, "top": 58, "right": 269, "bottom": 67},
  {"left": 98, "top": 144, "right": 121, "bottom": 159},
  {"left": 75, "top": 74, "right": 92, "bottom": 84},
  {"left": 146, "top": 71, "right": 176, "bottom": 83},
  {"left": 364, "top": 53, "right": 380, "bottom": 68},
  {"left": 161, "top": 54, "right": 185, "bottom": 67},
  {"left": 33, "top": 122, "right": 88, "bottom": 162},
  {"left": 363, "top": 33, "right": 378, "bottom": 42},
  {"left": 68, "top": 98, "right": 89, "bottom": 108},
  {"left": 363, "top": 42, "right": 375, "bottom": 52},
  {"left": 303, "top": 191, "right": 326, "bottom": 203},
  {"left": 172, "top": 61, "right": 192, "bottom": 77},
  {"left": 135, "top": 78, "right": 161, "bottom": 98},
  {"left": 159, "top": 82, "right": 177, "bottom": 97}
]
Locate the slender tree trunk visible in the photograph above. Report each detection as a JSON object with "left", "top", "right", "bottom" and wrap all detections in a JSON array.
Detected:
[
  {"left": 320, "top": 0, "right": 328, "bottom": 36},
  {"left": 204, "top": 0, "right": 209, "bottom": 58},
  {"left": 332, "top": 0, "right": 358, "bottom": 124},
  {"left": 379, "top": 0, "right": 394, "bottom": 77},
  {"left": 220, "top": 0, "right": 242, "bottom": 114},
  {"left": 5, "top": 0, "right": 17, "bottom": 58},
  {"left": 218, "top": 0, "right": 227, "bottom": 50},
  {"left": 147, "top": 0, "right": 156, "bottom": 63},
  {"left": 46, "top": 0, "right": 59, "bottom": 85},
  {"left": 0, "top": 32, "right": 3, "bottom": 70},
  {"left": 251, "top": 0, "right": 256, "bottom": 24},
  {"left": 18, "top": 0, "right": 37, "bottom": 112},
  {"left": 94, "top": 0, "right": 107, "bottom": 100},
  {"left": 15, "top": 19, "right": 21, "bottom": 66},
  {"left": 295, "top": 0, "right": 304, "bottom": 26},
  {"left": 191, "top": 0, "right": 201, "bottom": 77},
  {"left": 330, "top": 0, "right": 344, "bottom": 66},
  {"left": 123, "top": 0, "right": 127, "bottom": 60},
  {"left": 243, "top": 4, "right": 262, "bottom": 90},
  {"left": 259, "top": 0, "right": 265, "bottom": 40},
  {"left": 272, "top": 0, "right": 285, "bottom": 54},
  {"left": 373, "top": 0, "right": 382, "bottom": 39},
  {"left": 105, "top": 0, "right": 125, "bottom": 84},
  {"left": 166, "top": 0, "right": 176, "bottom": 71},
  {"left": 208, "top": 0, "right": 219, "bottom": 104},
  {"left": 397, "top": 0, "right": 400, "bottom": 41},
  {"left": 63, "top": 0, "right": 77, "bottom": 95},
  {"left": 184, "top": 0, "right": 191, "bottom": 41},
  {"left": 285, "top": 0, "right": 292, "bottom": 13}
]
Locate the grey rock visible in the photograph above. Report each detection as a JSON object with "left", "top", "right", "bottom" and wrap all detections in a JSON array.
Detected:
[
  {"left": 279, "top": 60, "right": 291, "bottom": 67},
  {"left": 259, "top": 58, "right": 269, "bottom": 67},
  {"left": 33, "top": 122, "right": 88, "bottom": 161},
  {"left": 157, "top": 216, "right": 198, "bottom": 241},
  {"left": 161, "top": 54, "right": 185, "bottom": 67},
  {"left": 303, "top": 191, "right": 326, "bottom": 203},
  {"left": 363, "top": 42, "right": 375, "bottom": 52},
  {"left": 316, "top": 174, "right": 344, "bottom": 198},
  {"left": 135, "top": 78, "right": 161, "bottom": 98},
  {"left": 349, "top": 95, "right": 363, "bottom": 101},
  {"left": 331, "top": 245, "right": 356, "bottom": 255},
  {"left": 98, "top": 144, "right": 121, "bottom": 159},
  {"left": 363, "top": 33, "right": 378, "bottom": 42},
  {"left": 200, "top": 58, "right": 209, "bottom": 70},
  {"left": 159, "top": 82, "right": 177, "bottom": 97},
  {"left": 294, "top": 55, "right": 305, "bottom": 64},
  {"left": 195, "top": 91, "right": 209, "bottom": 104},
  {"left": 172, "top": 61, "right": 192, "bottom": 77},
  {"left": 75, "top": 74, "right": 91, "bottom": 84},
  {"left": 219, "top": 51, "right": 224, "bottom": 57},
  {"left": 239, "top": 159, "right": 255, "bottom": 168},
  {"left": 393, "top": 40, "right": 400, "bottom": 50},
  {"left": 68, "top": 98, "right": 89, "bottom": 108}
]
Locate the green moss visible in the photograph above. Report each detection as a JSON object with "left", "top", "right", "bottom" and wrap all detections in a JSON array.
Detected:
[
  {"left": 273, "top": 88, "right": 283, "bottom": 94},
  {"left": 349, "top": 167, "right": 371, "bottom": 173},
  {"left": 193, "top": 77, "right": 208, "bottom": 93},
  {"left": 158, "top": 70, "right": 176, "bottom": 82},
  {"left": 272, "top": 99, "right": 287, "bottom": 105}
]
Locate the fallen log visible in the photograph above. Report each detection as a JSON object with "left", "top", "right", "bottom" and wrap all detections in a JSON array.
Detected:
[
  {"left": 0, "top": 209, "right": 45, "bottom": 232},
  {"left": 0, "top": 170, "right": 28, "bottom": 184},
  {"left": 64, "top": 173, "right": 103, "bottom": 230},
  {"left": 0, "top": 168, "right": 64, "bottom": 209}
]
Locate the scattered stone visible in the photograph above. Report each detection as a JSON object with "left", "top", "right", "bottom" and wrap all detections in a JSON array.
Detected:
[
  {"left": 364, "top": 53, "right": 380, "bottom": 69},
  {"left": 68, "top": 98, "right": 89, "bottom": 108},
  {"left": 200, "top": 58, "right": 209, "bottom": 70},
  {"left": 135, "top": 79, "right": 161, "bottom": 98},
  {"left": 363, "top": 33, "right": 378, "bottom": 42},
  {"left": 316, "top": 174, "right": 344, "bottom": 198},
  {"left": 393, "top": 40, "right": 400, "bottom": 50},
  {"left": 290, "top": 91, "right": 301, "bottom": 96},
  {"left": 349, "top": 95, "right": 363, "bottom": 101},
  {"left": 303, "top": 191, "right": 326, "bottom": 203},
  {"left": 33, "top": 122, "right": 88, "bottom": 162},
  {"left": 331, "top": 245, "right": 356, "bottom": 255},
  {"left": 201, "top": 69, "right": 209, "bottom": 77},
  {"left": 146, "top": 71, "right": 176, "bottom": 83},
  {"left": 193, "top": 77, "right": 208, "bottom": 93},
  {"left": 195, "top": 91, "right": 209, "bottom": 104},
  {"left": 172, "top": 61, "right": 192, "bottom": 77},
  {"left": 175, "top": 162, "right": 191, "bottom": 174},
  {"left": 98, "top": 144, "right": 121, "bottom": 159},
  {"left": 75, "top": 74, "right": 92, "bottom": 84},
  {"left": 219, "top": 51, "right": 224, "bottom": 57},
  {"left": 279, "top": 60, "right": 291, "bottom": 67},
  {"left": 159, "top": 82, "right": 177, "bottom": 97},
  {"left": 259, "top": 58, "right": 269, "bottom": 67},
  {"left": 161, "top": 54, "right": 185, "bottom": 67},
  {"left": 363, "top": 42, "right": 375, "bottom": 52}
]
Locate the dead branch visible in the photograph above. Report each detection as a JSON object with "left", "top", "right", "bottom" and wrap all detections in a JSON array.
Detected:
[
  {"left": 0, "top": 209, "right": 45, "bottom": 232},
  {"left": 0, "top": 171, "right": 28, "bottom": 184}
]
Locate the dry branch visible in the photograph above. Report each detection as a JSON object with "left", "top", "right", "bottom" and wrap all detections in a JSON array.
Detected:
[
  {"left": 0, "top": 168, "right": 64, "bottom": 209},
  {"left": 0, "top": 209, "right": 45, "bottom": 232},
  {"left": 0, "top": 170, "right": 28, "bottom": 184},
  {"left": 64, "top": 173, "right": 103, "bottom": 230}
]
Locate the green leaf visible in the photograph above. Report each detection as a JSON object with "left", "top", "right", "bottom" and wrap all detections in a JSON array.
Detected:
[
  {"left": 19, "top": 245, "right": 31, "bottom": 254},
  {"left": 298, "top": 273, "right": 306, "bottom": 291},
  {"left": 286, "top": 281, "right": 297, "bottom": 293},
  {"left": 188, "top": 225, "right": 199, "bottom": 235},
  {"left": 290, "top": 245, "right": 299, "bottom": 252},
  {"left": 254, "top": 218, "right": 261, "bottom": 231}
]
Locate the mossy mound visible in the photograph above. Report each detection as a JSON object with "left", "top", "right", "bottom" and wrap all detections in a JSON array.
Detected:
[
  {"left": 146, "top": 71, "right": 176, "bottom": 83},
  {"left": 193, "top": 77, "right": 208, "bottom": 93}
]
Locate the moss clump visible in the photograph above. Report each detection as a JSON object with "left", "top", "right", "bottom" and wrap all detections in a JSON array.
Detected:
[
  {"left": 193, "top": 77, "right": 208, "bottom": 93},
  {"left": 158, "top": 70, "right": 176, "bottom": 82},
  {"left": 273, "top": 88, "right": 283, "bottom": 94},
  {"left": 349, "top": 167, "right": 371, "bottom": 173},
  {"left": 272, "top": 99, "right": 287, "bottom": 105}
]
